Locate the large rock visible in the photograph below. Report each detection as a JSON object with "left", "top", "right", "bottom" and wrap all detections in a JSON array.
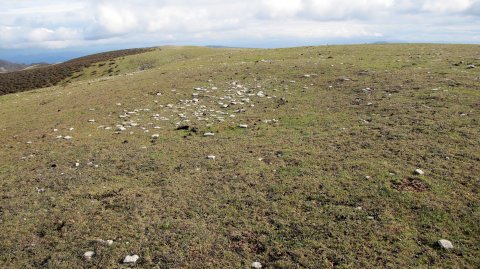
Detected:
[
  {"left": 123, "top": 255, "right": 139, "bottom": 264},
  {"left": 438, "top": 239, "right": 454, "bottom": 250}
]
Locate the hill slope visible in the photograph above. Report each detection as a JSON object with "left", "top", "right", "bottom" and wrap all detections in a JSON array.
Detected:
[
  {"left": 0, "top": 48, "right": 153, "bottom": 95},
  {"left": 0, "top": 45, "right": 479, "bottom": 268}
]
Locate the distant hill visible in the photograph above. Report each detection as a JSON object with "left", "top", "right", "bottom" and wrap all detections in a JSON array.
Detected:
[
  {"left": 0, "top": 59, "right": 28, "bottom": 73},
  {"left": 206, "top": 45, "right": 234, "bottom": 48},
  {"left": 0, "top": 59, "right": 51, "bottom": 73}
]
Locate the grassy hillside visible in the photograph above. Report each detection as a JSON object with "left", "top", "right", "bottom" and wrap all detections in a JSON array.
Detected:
[
  {"left": 0, "top": 48, "right": 153, "bottom": 96},
  {"left": 0, "top": 45, "right": 479, "bottom": 268}
]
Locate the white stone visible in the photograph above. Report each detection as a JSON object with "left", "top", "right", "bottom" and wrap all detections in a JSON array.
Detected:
[
  {"left": 96, "top": 239, "right": 114, "bottom": 246},
  {"left": 415, "top": 169, "right": 425, "bottom": 175},
  {"left": 64, "top": 136, "right": 73, "bottom": 140},
  {"left": 438, "top": 239, "right": 454, "bottom": 250},
  {"left": 207, "top": 155, "right": 216, "bottom": 160},
  {"left": 204, "top": 132, "right": 215, "bottom": 136},
  {"left": 151, "top": 134, "right": 160, "bottom": 139},
  {"left": 116, "top": 126, "right": 127, "bottom": 132},
  {"left": 123, "top": 255, "right": 139, "bottom": 264},
  {"left": 239, "top": 124, "right": 248, "bottom": 128},
  {"left": 88, "top": 119, "right": 95, "bottom": 123},
  {"left": 252, "top": 261, "right": 262, "bottom": 268},
  {"left": 84, "top": 251, "right": 94, "bottom": 260},
  {"left": 256, "top": 91, "right": 265, "bottom": 97}
]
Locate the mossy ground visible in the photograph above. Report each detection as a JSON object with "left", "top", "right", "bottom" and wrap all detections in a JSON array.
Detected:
[{"left": 0, "top": 44, "right": 479, "bottom": 268}]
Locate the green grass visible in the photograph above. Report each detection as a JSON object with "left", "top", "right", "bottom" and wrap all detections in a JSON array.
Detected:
[{"left": 0, "top": 44, "right": 479, "bottom": 268}]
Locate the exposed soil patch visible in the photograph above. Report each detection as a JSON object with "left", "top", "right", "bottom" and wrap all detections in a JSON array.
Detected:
[{"left": 393, "top": 178, "right": 429, "bottom": 192}]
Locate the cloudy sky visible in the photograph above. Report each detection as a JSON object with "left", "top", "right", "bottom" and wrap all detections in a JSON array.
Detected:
[{"left": 1, "top": 0, "right": 479, "bottom": 63}]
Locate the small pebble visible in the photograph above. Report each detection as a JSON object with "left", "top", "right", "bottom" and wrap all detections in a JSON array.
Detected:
[
  {"left": 84, "top": 251, "right": 94, "bottom": 260},
  {"left": 207, "top": 155, "right": 216, "bottom": 160},
  {"left": 252, "top": 261, "right": 262, "bottom": 268},
  {"left": 151, "top": 134, "right": 160, "bottom": 139},
  {"left": 204, "top": 132, "right": 215, "bottom": 136},
  {"left": 96, "top": 239, "right": 114, "bottom": 246},
  {"left": 415, "top": 169, "right": 425, "bottom": 175},
  {"left": 239, "top": 124, "right": 248, "bottom": 128}
]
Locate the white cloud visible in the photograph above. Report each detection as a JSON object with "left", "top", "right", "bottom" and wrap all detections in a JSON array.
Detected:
[
  {"left": 421, "top": 0, "right": 473, "bottom": 13},
  {"left": 27, "top": 28, "right": 55, "bottom": 42},
  {"left": 259, "top": 0, "right": 304, "bottom": 18},
  {"left": 96, "top": 3, "right": 139, "bottom": 34},
  {"left": 0, "top": 26, "right": 18, "bottom": 43},
  {"left": 304, "top": 0, "right": 394, "bottom": 20},
  {"left": 145, "top": 7, "right": 210, "bottom": 32}
]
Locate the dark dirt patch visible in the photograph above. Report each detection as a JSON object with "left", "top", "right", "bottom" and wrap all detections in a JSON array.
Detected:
[{"left": 393, "top": 178, "right": 429, "bottom": 192}]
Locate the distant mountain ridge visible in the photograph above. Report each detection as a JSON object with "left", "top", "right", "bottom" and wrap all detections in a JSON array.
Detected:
[
  {"left": 0, "top": 59, "right": 28, "bottom": 73},
  {"left": 0, "top": 59, "right": 50, "bottom": 73}
]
